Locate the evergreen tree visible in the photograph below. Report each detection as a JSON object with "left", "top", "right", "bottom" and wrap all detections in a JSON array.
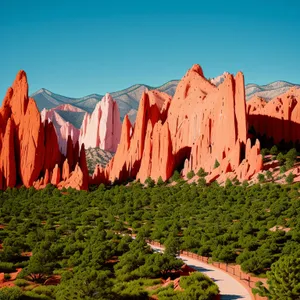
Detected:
[
  {"left": 187, "top": 170, "right": 195, "bottom": 179},
  {"left": 144, "top": 177, "right": 155, "bottom": 188},
  {"left": 286, "top": 172, "right": 294, "bottom": 184},
  {"left": 253, "top": 255, "right": 300, "bottom": 299},
  {"left": 214, "top": 160, "right": 220, "bottom": 169},
  {"left": 270, "top": 145, "right": 279, "bottom": 156},
  {"left": 156, "top": 176, "right": 164, "bottom": 186}
]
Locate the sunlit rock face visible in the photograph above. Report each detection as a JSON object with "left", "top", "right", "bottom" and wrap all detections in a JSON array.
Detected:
[
  {"left": 79, "top": 93, "right": 122, "bottom": 152},
  {"left": 101, "top": 64, "right": 263, "bottom": 185},
  {"left": 0, "top": 71, "right": 88, "bottom": 190}
]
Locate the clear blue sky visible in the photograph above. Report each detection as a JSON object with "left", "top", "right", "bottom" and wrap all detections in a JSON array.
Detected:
[{"left": 0, "top": 0, "right": 299, "bottom": 99}]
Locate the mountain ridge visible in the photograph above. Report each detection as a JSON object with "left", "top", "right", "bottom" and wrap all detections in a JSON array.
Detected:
[{"left": 31, "top": 79, "right": 300, "bottom": 128}]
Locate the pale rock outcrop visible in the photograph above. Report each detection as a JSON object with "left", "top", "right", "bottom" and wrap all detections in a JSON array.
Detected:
[
  {"left": 41, "top": 108, "right": 80, "bottom": 155},
  {"left": 79, "top": 93, "right": 122, "bottom": 152}
]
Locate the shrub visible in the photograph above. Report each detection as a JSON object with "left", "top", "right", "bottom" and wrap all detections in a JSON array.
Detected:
[
  {"left": 285, "top": 148, "right": 297, "bottom": 162},
  {"left": 285, "top": 159, "right": 295, "bottom": 170},
  {"left": 270, "top": 145, "right": 278, "bottom": 155},
  {"left": 15, "top": 279, "right": 29, "bottom": 287},
  {"left": 32, "top": 285, "right": 56, "bottom": 297},
  {"left": 0, "top": 262, "right": 15, "bottom": 273},
  {"left": 276, "top": 153, "right": 285, "bottom": 166},
  {"left": 266, "top": 170, "right": 273, "bottom": 180},
  {"left": 257, "top": 173, "right": 265, "bottom": 183},
  {"left": 156, "top": 176, "right": 164, "bottom": 186},
  {"left": 0, "top": 287, "right": 23, "bottom": 299},
  {"left": 23, "top": 290, "right": 51, "bottom": 299},
  {"left": 170, "top": 170, "right": 181, "bottom": 182},
  {"left": 286, "top": 173, "right": 294, "bottom": 184},
  {"left": 213, "top": 159, "right": 220, "bottom": 169},
  {"left": 144, "top": 177, "right": 155, "bottom": 188},
  {"left": 261, "top": 148, "right": 270, "bottom": 156},
  {"left": 197, "top": 168, "right": 208, "bottom": 177},
  {"left": 280, "top": 165, "right": 287, "bottom": 174},
  {"left": 197, "top": 177, "right": 206, "bottom": 187},
  {"left": 187, "top": 170, "right": 195, "bottom": 179},
  {"left": 14, "top": 261, "right": 29, "bottom": 268},
  {"left": 4, "top": 273, "right": 11, "bottom": 281}
]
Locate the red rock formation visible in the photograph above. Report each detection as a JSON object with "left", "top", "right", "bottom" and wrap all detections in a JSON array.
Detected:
[
  {"left": 51, "top": 164, "right": 61, "bottom": 185},
  {"left": 105, "top": 90, "right": 172, "bottom": 184},
  {"left": 247, "top": 88, "right": 300, "bottom": 144},
  {"left": 79, "top": 144, "right": 89, "bottom": 190},
  {"left": 0, "top": 71, "right": 46, "bottom": 187},
  {"left": 62, "top": 159, "right": 70, "bottom": 180},
  {"left": 44, "top": 169, "right": 50, "bottom": 185},
  {"left": 58, "top": 164, "right": 85, "bottom": 191},
  {"left": 106, "top": 115, "right": 133, "bottom": 182},
  {"left": 5, "top": 65, "right": 297, "bottom": 190},
  {"left": 0, "top": 118, "right": 16, "bottom": 188},
  {"left": 66, "top": 136, "right": 74, "bottom": 169},
  {"left": 89, "top": 164, "right": 108, "bottom": 185},
  {"left": 41, "top": 106, "right": 80, "bottom": 155},
  {"left": 103, "top": 64, "right": 263, "bottom": 184},
  {"left": 44, "top": 120, "right": 62, "bottom": 172},
  {"left": 0, "top": 70, "right": 83, "bottom": 190}
]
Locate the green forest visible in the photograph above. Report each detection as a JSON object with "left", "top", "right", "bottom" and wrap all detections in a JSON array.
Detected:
[{"left": 0, "top": 176, "right": 299, "bottom": 299}]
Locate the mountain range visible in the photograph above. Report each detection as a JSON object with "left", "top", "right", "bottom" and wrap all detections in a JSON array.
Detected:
[
  {"left": 32, "top": 79, "right": 299, "bottom": 129},
  {"left": 31, "top": 80, "right": 178, "bottom": 126}
]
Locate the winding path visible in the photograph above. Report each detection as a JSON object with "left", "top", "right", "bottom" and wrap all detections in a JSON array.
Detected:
[{"left": 150, "top": 244, "right": 252, "bottom": 300}]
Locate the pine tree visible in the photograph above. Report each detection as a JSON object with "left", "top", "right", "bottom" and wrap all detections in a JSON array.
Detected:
[{"left": 253, "top": 255, "right": 300, "bottom": 299}]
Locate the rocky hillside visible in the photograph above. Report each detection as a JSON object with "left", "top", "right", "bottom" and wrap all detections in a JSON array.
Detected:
[
  {"left": 85, "top": 147, "right": 114, "bottom": 175},
  {"left": 245, "top": 81, "right": 300, "bottom": 101}
]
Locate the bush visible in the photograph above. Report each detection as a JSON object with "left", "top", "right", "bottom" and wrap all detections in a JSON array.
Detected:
[
  {"left": 14, "top": 261, "right": 29, "bottom": 268},
  {"left": 276, "top": 153, "right": 285, "bottom": 166},
  {"left": 170, "top": 170, "right": 181, "bottom": 182},
  {"left": 187, "top": 170, "right": 195, "bottom": 180},
  {"left": 261, "top": 148, "right": 270, "bottom": 156},
  {"left": 197, "top": 168, "right": 208, "bottom": 177},
  {"left": 270, "top": 146, "right": 278, "bottom": 155},
  {"left": 285, "top": 148, "right": 297, "bottom": 162},
  {"left": 32, "top": 286, "right": 56, "bottom": 297},
  {"left": 23, "top": 290, "right": 51, "bottom": 299},
  {"left": 180, "top": 272, "right": 219, "bottom": 298},
  {"left": 144, "top": 177, "right": 155, "bottom": 188},
  {"left": 4, "top": 273, "right": 11, "bottom": 281},
  {"left": 266, "top": 170, "right": 273, "bottom": 180},
  {"left": 156, "top": 176, "right": 164, "bottom": 186},
  {"left": 0, "top": 262, "right": 15, "bottom": 273},
  {"left": 286, "top": 173, "right": 294, "bottom": 184},
  {"left": 15, "top": 279, "right": 30, "bottom": 287},
  {"left": 280, "top": 165, "right": 287, "bottom": 174},
  {"left": 0, "top": 287, "right": 23, "bottom": 299},
  {"left": 213, "top": 160, "right": 220, "bottom": 169},
  {"left": 257, "top": 174, "right": 265, "bottom": 183}
]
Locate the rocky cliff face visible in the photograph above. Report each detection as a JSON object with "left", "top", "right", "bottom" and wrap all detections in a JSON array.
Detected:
[
  {"left": 41, "top": 106, "right": 80, "bottom": 155},
  {"left": 79, "top": 93, "right": 122, "bottom": 152},
  {"left": 0, "top": 71, "right": 88, "bottom": 190},
  {"left": 247, "top": 88, "right": 300, "bottom": 144},
  {"left": 103, "top": 64, "right": 263, "bottom": 185}
]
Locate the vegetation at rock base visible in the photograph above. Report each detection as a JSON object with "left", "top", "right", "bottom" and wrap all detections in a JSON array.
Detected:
[{"left": 0, "top": 179, "right": 299, "bottom": 298}]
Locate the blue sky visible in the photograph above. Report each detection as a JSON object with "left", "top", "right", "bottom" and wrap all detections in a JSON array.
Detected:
[{"left": 0, "top": 0, "right": 299, "bottom": 99}]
